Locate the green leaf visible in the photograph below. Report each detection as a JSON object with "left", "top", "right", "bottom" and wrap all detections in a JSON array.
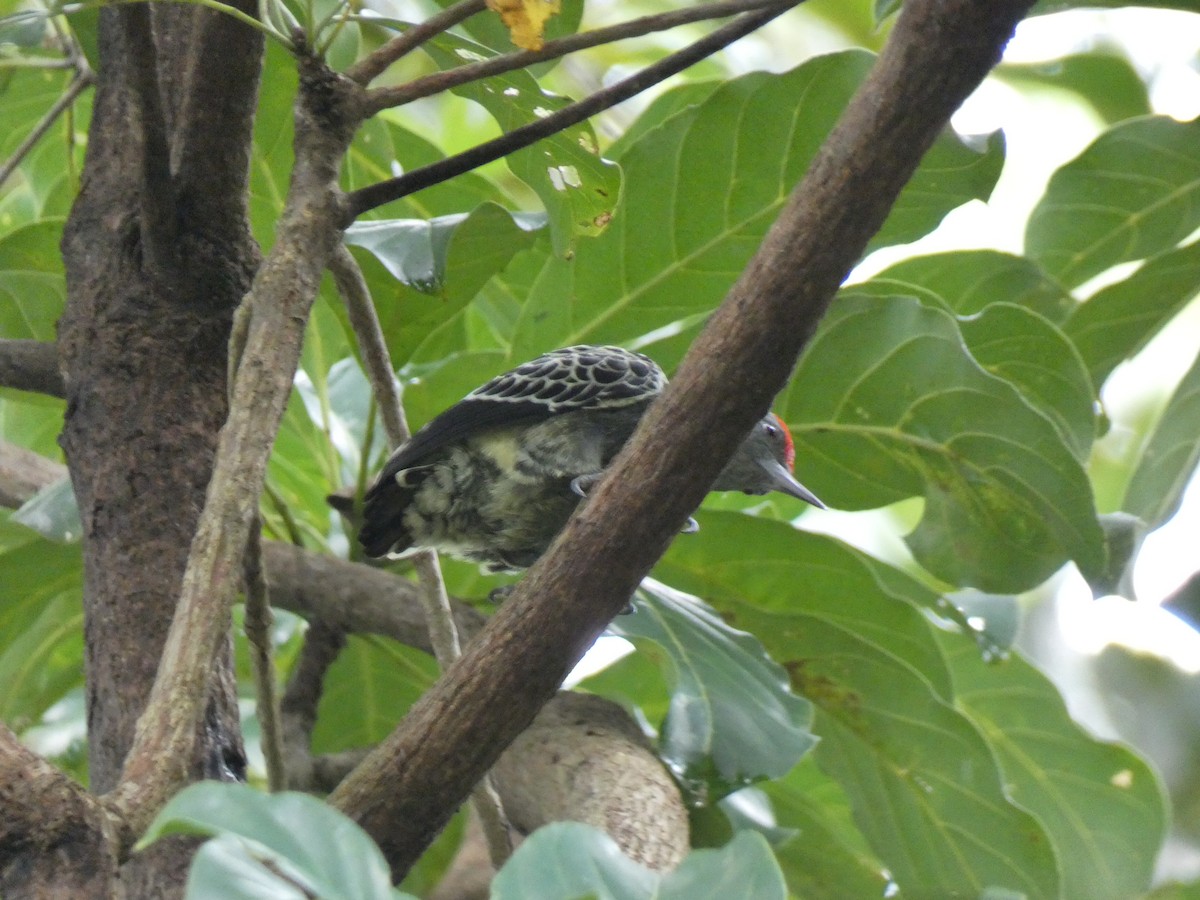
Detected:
[
  {"left": 938, "top": 635, "right": 1168, "bottom": 900},
  {"left": 656, "top": 513, "right": 1061, "bottom": 897},
  {"left": 0, "top": 589, "right": 83, "bottom": 725},
  {"left": 419, "top": 31, "right": 620, "bottom": 255},
  {"left": 312, "top": 635, "right": 438, "bottom": 753},
  {"left": 609, "top": 579, "right": 816, "bottom": 801},
  {"left": 1122, "top": 346, "right": 1200, "bottom": 530},
  {"left": 12, "top": 477, "right": 81, "bottom": 543},
  {"left": 343, "top": 205, "right": 544, "bottom": 295},
  {"left": 0, "top": 522, "right": 83, "bottom": 725},
  {"left": 1061, "top": 239, "right": 1200, "bottom": 388},
  {"left": 1026, "top": 116, "right": 1200, "bottom": 287},
  {"left": 1001, "top": 53, "right": 1152, "bottom": 125},
  {"left": 957, "top": 303, "right": 1096, "bottom": 460},
  {"left": 876, "top": 129, "right": 1004, "bottom": 255},
  {"left": 783, "top": 293, "right": 1104, "bottom": 591},
  {"left": 343, "top": 117, "right": 504, "bottom": 220},
  {"left": 142, "top": 783, "right": 410, "bottom": 900},
  {"left": 507, "top": 51, "right": 1002, "bottom": 356},
  {"left": 0, "top": 219, "right": 66, "bottom": 341},
  {"left": 761, "top": 757, "right": 889, "bottom": 900},
  {"left": 490, "top": 823, "right": 786, "bottom": 900},
  {"left": 872, "top": 249, "right": 1075, "bottom": 322}
]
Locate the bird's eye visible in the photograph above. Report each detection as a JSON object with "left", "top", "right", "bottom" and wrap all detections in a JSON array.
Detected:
[{"left": 764, "top": 422, "right": 779, "bottom": 438}]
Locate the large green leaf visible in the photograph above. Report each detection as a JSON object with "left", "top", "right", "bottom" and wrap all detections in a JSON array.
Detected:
[
  {"left": 1061, "top": 239, "right": 1200, "bottom": 389},
  {"left": 938, "top": 635, "right": 1167, "bottom": 900},
  {"left": 507, "top": 51, "right": 1003, "bottom": 358},
  {"left": 609, "top": 579, "right": 816, "bottom": 801},
  {"left": 141, "top": 782, "right": 412, "bottom": 900},
  {"left": 1122, "top": 346, "right": 1200, "bottom": 530},
  {"left": 782, "top": 292, "right": 1104, "bottom": 592},
  {"left": 656, "top": 513, "right": 1060, "bottom": 898},
  {"left": 1026, "top": 116, "right": 1200, "bottom": 288},
  {"left": 491, "top": 823, "right": 786, "bottom": 900}
]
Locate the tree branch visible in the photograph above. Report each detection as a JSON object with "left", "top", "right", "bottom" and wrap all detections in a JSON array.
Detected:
[
  {"left": 0, "top": 723, "right": 119, "bottom": 888},
  {"left": 491, "top": 693, "right": 688, "bottom": 871},
  {"left": 172, "top": 0, "right": 266, "bottom": 231},
  {"left": 346, "top": 0, "right": 488, "bottom": 86},
  {"left": 343, "top": 2, "right": 793, "bottom": 222},
  {"left": 329, "top": 0, "right": 1036, "bottom": 878},
  {"left": 120, "top": 7, "right": 179, "bottom": 267},
  {"left": 361, "top": 0, "right": 798, "bottom": 117},
  {"left": 280, "top": 618, "right": 346, "bottom": 789},
  {"left": 0, "top": 340, "right": 64, "bottom": 398}
]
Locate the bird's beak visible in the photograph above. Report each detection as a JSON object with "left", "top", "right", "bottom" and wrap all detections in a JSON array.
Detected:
[{"left": 761, "top": 457, "right": 826, "bottom": 509}]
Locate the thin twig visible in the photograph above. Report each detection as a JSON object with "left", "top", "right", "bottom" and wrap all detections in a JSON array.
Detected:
[
  {"left": 346, "top": 0, "right": 488, "bottom": 86},
  {"left": 361, "top": 0, "right": 797, "bottom": 116},
  {"left": 0, "top": 57, "right": 76, "bottom": 69},
  {"left": 0, "top": 68, "right": 93, "bottom": 190},
  {"left": 344, "top": 2, "right": 795, "bottom": 222},
  {"left": 328, "top": 244, "right": 512, "bottom": 865}
]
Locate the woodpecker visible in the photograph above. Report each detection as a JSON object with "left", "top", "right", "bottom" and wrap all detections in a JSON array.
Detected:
[{"left": 360, "top": 345, "right": 823, "bottom": 570}]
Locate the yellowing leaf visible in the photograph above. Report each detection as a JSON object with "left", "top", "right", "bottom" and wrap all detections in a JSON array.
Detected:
[{"left": 486, "top": 0, "right": 560, "bottom": 50}]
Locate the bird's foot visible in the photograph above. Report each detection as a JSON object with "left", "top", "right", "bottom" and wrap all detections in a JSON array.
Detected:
[
  {"left": 488, "top": 584, "right": 516, "bottom": 604},
  {"left": 569, "top": 472, "right": 602, "bottom": 498}
]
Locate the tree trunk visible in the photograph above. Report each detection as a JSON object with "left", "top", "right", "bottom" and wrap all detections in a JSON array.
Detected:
[{"left": 53, "top": 12, "right": 263, "bottom": 896}]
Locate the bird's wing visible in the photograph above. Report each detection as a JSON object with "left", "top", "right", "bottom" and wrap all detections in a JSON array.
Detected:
[{"left": 373, "top": 345, "right": 667, "bottom": 481}]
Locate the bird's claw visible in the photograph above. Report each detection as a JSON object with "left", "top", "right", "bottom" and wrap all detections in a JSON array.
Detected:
[{"left": 570, "top": 473, "right": 601, "bottom": 498}]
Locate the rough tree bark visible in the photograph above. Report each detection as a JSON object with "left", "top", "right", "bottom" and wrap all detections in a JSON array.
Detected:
[{"left": 49, "top": 7, "right": 263, "bottom": 895}]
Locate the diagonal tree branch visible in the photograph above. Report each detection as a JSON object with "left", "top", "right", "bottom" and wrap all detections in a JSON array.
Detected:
[
  {"left": 329, "top": 0, "right": 1037, "bottom": 878},
  {"left": 360, "top": 0, "right": 801, "bottom": 116},
  {"left": 347, "top": 0, "right": 488, "bottom": 86},
  {"left": 343, "top": 2, "right": 793, "bottom": 222}
]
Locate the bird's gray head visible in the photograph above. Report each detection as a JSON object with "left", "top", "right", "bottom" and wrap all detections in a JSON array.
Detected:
[{"left": 712, "top": 414, "right": 825, "bottom": 508}]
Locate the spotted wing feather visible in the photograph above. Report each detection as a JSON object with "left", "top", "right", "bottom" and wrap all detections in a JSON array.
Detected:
[{"left": 376, "top": 345, "right": 666, "bottom": 477}]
